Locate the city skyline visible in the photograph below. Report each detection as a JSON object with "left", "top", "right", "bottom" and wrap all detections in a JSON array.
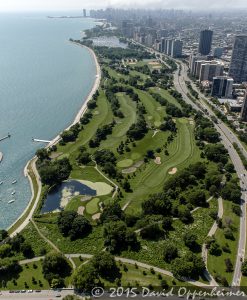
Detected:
[{"left": 1, "top": 0, "right": 247, "bottom": 12}]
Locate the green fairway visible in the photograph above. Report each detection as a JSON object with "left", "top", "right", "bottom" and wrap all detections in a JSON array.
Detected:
[{"left": 86, "top": 198, "right": 100, "bottom": 215}]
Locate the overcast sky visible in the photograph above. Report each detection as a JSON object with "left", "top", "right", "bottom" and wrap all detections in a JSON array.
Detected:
[{"left": 0, "top": 0, "right": 246, "bottom": 12}]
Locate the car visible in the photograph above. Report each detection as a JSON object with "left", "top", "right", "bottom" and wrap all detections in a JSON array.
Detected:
[
  {"left": 55, "top": 294, "right": 61, "bottom": 297},
  {"left": 27, "top": 290, "right": 33, "bottom": 293},
  {"left": 21, "top": 290, "right": 26, "bottom": 293},
  {"left": 35, "top": 290, "right": 41, "bottom": 292}
]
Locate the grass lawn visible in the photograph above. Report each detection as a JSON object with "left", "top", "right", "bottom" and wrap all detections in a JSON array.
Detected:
[
  {"left": 0, "top": 261, "right": 50, "bottom": 290},
  {"left": 207, "top": 200, "right": 240, "bottom": 285}
]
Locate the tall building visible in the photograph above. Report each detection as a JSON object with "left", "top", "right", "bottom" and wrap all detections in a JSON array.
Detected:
[
  {"left": 171, "top": 40, "right": 183, "bottom": 58},
  {"left": 83, "top": 9, "right": 87, "bottom": 18},
  {"left": 198, "top": 30, "right": 213, "bottom": 55},
  {"left": 166, "top": 39, "right": 173, "bottom": 56},
  {"left": 189, "top": 55, "right": 207, "bottom": 76},
  {"left": 121, "top": 20, "right": 134, "bottom": 38},
  {"left": 199, "top": 62, "right": 224, "bottom": 82},
  {"left": 213, "top": 47, "right": 224, "bottom": 58},
  {"left": 229, "top": 35, "right": 247, "bottom": 83},
  {"left": 241, "top": 91, "right": 247, "bottom": 121},
  {"left": 211, "top": 76, "right": 234, "bottom": 98}
]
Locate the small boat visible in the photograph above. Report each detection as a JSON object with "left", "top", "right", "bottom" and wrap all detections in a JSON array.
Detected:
[
  {"left": 11, "top": 191, "right": 16, "bottom": 195},
  {"left": 8, "top": 199, "right": 15, "bottom": 204},
  {"left": 12, "top": 180, "right": 17, "bottom": 184},
  {"left": 0, "top": 181, "right": 3, "bottom": 185}
]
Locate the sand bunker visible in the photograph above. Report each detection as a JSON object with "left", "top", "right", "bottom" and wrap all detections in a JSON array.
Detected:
[
  {"left": 77, "top": 206, "right": 85, "bottom": 215},
  {"left": 92, "top": 213, "right": 101, "bottom": 220},
  {"left": 121, "top": 160, "right": 144, "bottom": 174},
  {"left": 154, "top": 157, "right": 161, "bottom": 165},
  {"left": 81, "top": 196, "right": 93, "bottom": 202},
  {"left": 78, "top": 180, "right": 113, "bottom": 196},
  {"left": 60, "top": 188, "right": 80, "bottom": 208},
  {"left": 168, "top": 167, "right": 177, "bottom": 175}
]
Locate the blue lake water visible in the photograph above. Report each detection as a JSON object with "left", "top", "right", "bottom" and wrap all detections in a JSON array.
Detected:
[
  {"left": 41, "top": 180, "right": 96, "bottom": 213},
  {"left": 0, "top": 13, "right": 96, "bottom": 229}
]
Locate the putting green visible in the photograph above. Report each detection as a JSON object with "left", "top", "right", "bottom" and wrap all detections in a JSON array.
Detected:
[
  {"left": 131, "top": 153, "right": 141, "bottom": 160},
  {"left": 78, "top": 180, "right": 113, "bottom": 196},
  {"left": 117, "top": 159, "right": 133, "bottom": 168},
  {"left": 86, "top": 198, "right": 100, "bottom": 215}
]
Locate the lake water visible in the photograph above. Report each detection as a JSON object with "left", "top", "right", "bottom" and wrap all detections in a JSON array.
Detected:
[
  {"left": 0, "top": 13, "right": 96, "bottom": 229},
  {"left": 41, "top": 180, "right": 96, "bottom": 213}
]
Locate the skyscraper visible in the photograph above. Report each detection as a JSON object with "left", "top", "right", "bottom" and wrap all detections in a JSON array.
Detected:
[
  {"left": 83, "top": 9, "right": 87, "bottom": 18},
  {"left": 241, "top": 90, "right": 247, "bottom": 121},
  {"left": 171, "top": 40, "right": 183, "bottom": 58},
  {"left": 229, "top": 35, "right": 247, "bottom": 83},
  {"left": 198, "top": 30, "right": 213, "bottom": 55},
  {"left": 211, "top": 76, "right": 233, "bottom": 98},
  {"left": 199, "top": 62, "right": 223, "bottom": 82}
]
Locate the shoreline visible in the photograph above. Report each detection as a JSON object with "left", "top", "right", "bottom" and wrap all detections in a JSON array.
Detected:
[{"left": 8, "top": 43, "right": 101, "bottom": 235}]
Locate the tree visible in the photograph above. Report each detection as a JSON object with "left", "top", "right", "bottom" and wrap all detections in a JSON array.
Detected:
[
  {"left": 72, "top": 264, "right": 100, "bottom": 292},
  {"left": 241, "top": 260, "right": 247, "bottom": 276},
  {"left": 225, "top": 258, "right": 233, "bottom": 273},
  {"left": 0, "top": 244, "right": 12, "bottom": 258},
  {"left": 20, "top": 242, "right": 34, "bottom": 258},
  {"left": 90, "top": 252, "right": 120, "bottom": 281},
  {"left": 187, "top": 190, "right": 207, "bottom": 207},
  {"left": 140, "top": 224, "right": 163, "bottom": 240},
  {"left": 57, "top": 211, "right": 92, "bottom": 240},
  {"left": 232, "top": 204, "right": 241, "bottom": 216},
  {"left": 69, "top": 215, "right": 92, "bottom": 241},
  {"left": 10, "top": 234, "right": 25, "bottom": 252},
  {"left": 171, "top": 258, "right": 194, "bottom": 279},
  {"left": 77, "top": 152, "right": 91, "bottom": 165},
  {"left": 100, "top": 202, "right": 124, "bottom": 223},
  {"left": 103, "top": 221, "right": 138, "bottom": 253},
  {"left": 0, "top": 230, "right": 8, "bottom": 242},
  {"left": 0, "top": 258, "right": 21, "bottom": 275},
  {"left": 183, "top": 232, "right": 199, "bottom": 251},
  {"left": 162, "top": 217, "right": 173, "bottom": 231},
  {"left": 36, "top": 149, "right": 49, "bottom": 161},
  {"left": 209, "top": 241, "right": 222, "bottom": 256},
  {"left": 163, "top": 244, "right": 178, "bottom": 263},
  {"left": 58, "top": 211, "right": 77, "bottom": 236},
  {"left": 177, "top": 205, "right": 193, "bottom": 223},
  {"left": 42, "top": 251, "right": 71, "bottom": 283},
  {"left": 142, "top": 193, "right": 172, "bottom": 216}
]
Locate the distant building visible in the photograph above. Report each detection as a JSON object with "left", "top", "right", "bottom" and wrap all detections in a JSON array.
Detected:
[
  {"left": 229, "top": 35, "right": 247, "bottom": 83},
  {"left": 199, "top": 62, "right": 224, "bottom": 82},
  {"left": 198, "top": 30, "right": 213, "bottom": 55},
  {"left": 211, "top": 76, "right": 234, "bottom": 98},
  {"left": 83, "top": 9, "right": 87, "bottom": 18},
  {"left": 213, "top": 47, "right": 224, "bottom": 58},
  {"left": 171, "top": 40, "right": 183, "bottom": 58},
  {"left": 241, "top": 91, "right": 247, "bottom": 121},
  {"left": 121, "top": 20, "right": 134, "bottom": 38}
]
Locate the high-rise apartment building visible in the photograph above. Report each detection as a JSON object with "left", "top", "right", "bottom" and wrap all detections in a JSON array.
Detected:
[
  {"left": 211, "top": 76, "right": 234, "bottom": 98},
  {"left": 241, "top": 91, "right": 247, "bottom": 121},
  {"left": 229, "top": 35, "right": 247, "bottom": 83},
  {"left": 171, "top": 40, "right": 183, "bottom": 58},
  {"left": 199, "top": 62, "right": 224, "bottom": 82},
  {"left": 83, "top": 9, "right": 87, "bottom": 17},
  {"left": 198, "top": 30, "right": 213, "bottom": 55}
]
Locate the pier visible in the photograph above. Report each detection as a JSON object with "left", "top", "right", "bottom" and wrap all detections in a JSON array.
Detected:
[
  {"left": 0, "top": 133, "right": 11, "bottom": 142},
  {"left": 32, "top": 138, "right": 51, "bottom": 144}
]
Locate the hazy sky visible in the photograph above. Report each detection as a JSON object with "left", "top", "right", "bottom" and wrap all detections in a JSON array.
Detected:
[{"left": 0, "top": 0, "right": 246, "bottom": 12}]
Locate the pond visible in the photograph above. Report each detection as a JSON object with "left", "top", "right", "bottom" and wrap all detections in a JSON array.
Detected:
[
  {"left": 41, "top": 180, "right": 96, "bottom": 213},
  {"left": 92, "top": 36, "right": 128, "bottom": 48}
]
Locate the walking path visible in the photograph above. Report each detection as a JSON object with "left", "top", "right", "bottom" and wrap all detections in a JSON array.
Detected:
[{"left": 19, "top": 254, "right": 212, "bottom": 289}]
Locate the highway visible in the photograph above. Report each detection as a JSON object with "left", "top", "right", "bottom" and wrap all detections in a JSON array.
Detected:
[
  {"left": 173, "top": 62, "right": 247, "bottom": 287},
  {"left": 0, "top": 289, "right": 75, "bottom": 300}
]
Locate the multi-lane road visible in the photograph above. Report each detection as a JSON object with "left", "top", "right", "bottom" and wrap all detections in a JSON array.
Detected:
[{"left": 173, "top": 62, "right": 247, "bottom": 287}]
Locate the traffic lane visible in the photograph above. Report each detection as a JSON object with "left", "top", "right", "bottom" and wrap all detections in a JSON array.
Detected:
[{"left": 0, "top": 290, "right": 74, "bottom": 300}]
